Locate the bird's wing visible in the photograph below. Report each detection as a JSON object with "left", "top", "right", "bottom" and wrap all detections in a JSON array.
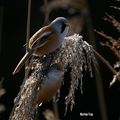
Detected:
[
  {"left": 31, "top": 31, "right": 53, "bottom": 49},
  {"left": 13, "top": 28, "right": 53, "bottom": 75}
]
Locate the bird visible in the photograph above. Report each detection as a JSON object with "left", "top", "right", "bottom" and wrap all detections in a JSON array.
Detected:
[
  {"left": 13, "top": 17, "right": 70, "bottom": 75},
  {"left": 34, "top": 64, "right": 64, "bottom": 104}
]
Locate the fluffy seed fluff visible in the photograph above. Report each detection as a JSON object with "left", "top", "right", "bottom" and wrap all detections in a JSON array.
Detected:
[
  {"left": 29, "top": 34, "right": 96, "bottom": 112},
  {"left": 11, "top": 34, "right": 96, "bottom": 120}
]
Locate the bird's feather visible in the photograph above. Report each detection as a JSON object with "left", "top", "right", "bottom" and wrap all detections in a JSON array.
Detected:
[
  {"left": 31, "top": 31, "right": 53, "bottom": 49},
  {"left": 12, "top": 49, "right": 33, "bottom": 75}
]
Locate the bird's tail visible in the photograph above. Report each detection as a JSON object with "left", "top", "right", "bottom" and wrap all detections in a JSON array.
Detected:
[{"left": 13, "top": 50, "right": 33, "bottom": 75}]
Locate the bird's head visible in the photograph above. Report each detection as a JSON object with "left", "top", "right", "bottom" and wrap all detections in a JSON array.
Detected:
[{"left": 51, "top": 17, "right": 70, "bottom": 36}]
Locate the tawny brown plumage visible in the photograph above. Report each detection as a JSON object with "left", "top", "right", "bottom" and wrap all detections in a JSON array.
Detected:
[{"left": 13, "top": 17, "right": 70, "bottom": 75}]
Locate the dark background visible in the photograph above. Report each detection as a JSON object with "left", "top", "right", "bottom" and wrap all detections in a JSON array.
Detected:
[{"left": 0, "top": 0, "right": 120, "bottom": 120}]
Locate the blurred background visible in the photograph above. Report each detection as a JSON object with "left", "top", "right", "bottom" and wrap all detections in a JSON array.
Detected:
[{"left": 0, "top": 0, "right": 120, "bottom": 120}]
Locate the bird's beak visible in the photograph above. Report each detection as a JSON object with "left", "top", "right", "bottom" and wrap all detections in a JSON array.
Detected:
[
  {"left": 65, "top": 22, "right": 70, "bottom": 27},
  {"left": 65, "top": 22, "right": 71, "bottom": 35}
]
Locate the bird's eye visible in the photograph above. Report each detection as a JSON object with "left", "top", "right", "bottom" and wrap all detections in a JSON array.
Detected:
[{"left": 61, "top": 23, "right": 66, "bottom": 33}]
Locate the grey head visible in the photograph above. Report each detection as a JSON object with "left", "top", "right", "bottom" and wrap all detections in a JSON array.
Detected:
[{"left": 51, "top": 17, "right": 70, "bottom": 35}]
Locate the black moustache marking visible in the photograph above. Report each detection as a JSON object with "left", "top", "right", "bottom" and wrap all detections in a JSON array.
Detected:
[{"left": 61, "top": 23, "right": 66, "bottom": 33}]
